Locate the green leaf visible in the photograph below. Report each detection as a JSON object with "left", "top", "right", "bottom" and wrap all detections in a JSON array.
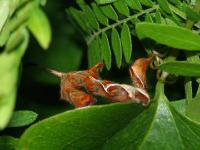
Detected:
[
  {"left": 17, "top": 103, "right": 144, "bottom": 150},
  {"left": 100, "top": 5, "right": 118, "bottom": 21},
  {"left": 0, "top": 1, "right": 31, "bottom": 47},
  {"left": 95, "top": 0, "right": 117, "bottom": 4},
  {"left": 77, "top": 0, "right": 99, "bottom": 30},
  {"left": 85, "top": 6, "right": 99, "bottom": 30},
  {"left": 92, "top": 3, "right": 108, "bottom": 26},
  {"left": 111, "top": 28, "right": 122, "bottom": 68},
  {"left": 168, "top": 0, "right": 181, "bottom": 6},
  {"left": 185, "top": 6, "right": 200, "bottom": 22},
  {"left": 159, "top": 61, "right": 200, "bottom": 77},
  {"left": 17, "top": 81, "right": 200, "bottom": 149},
  {"left": 88, "top": 36, "right": 102, "bottom": 67},
  {"left": 8, "top": 110, "right": 38, "bottom": 128},
  {"left": 0, "top": 21, "right": 10, "bottom": 47},
  {"left": 88, "top": 41, "right": 96, "bottom": 68},
  {"left": 67, "top": 8, "right": 90, "bottom": 33},
  {"left": 139, "top": 0, "right": 154, "bottom": 7},
  {"left": 157, "top": 0, "right": 171, "bottom": 14},
  {"left": 169, "top": 3, "right": 186, "bottom": 20},
  {"left": 0, "top": 136, "right": 18, "bottom": 150},
  {"left": 28, "top": 6, "right": 51, "bottom": 49},
  {"left": 155, "top": 10, "right": 162, "bottom": 23},
  {"left": 171, "top": 99, "right": 186, "bottom": 115},
  {"left": 0, "top": 1, "right": 10, "bottom": 32},
  {"left": 136, "top": 23, "right": 200, "bottom": 51},
  {"left": 103, "top": 81, "right": 200, "bottom": 149},
  {"left": 101, "top": 32, "right": 112, "bottom": 70},
  {"left": 165, "top": 18, "right": 178, "bottom": 26},
  {"left": 113, "top": 1, "right": 130, "bottom": 16},
  {"left": 8, "top": 0, "right": 20, "bottom": 16},
  {"left": 121, "top": 23, "right": 132, "bottom": 63},
  {"left": 125, "top": 0, "right": 142, "bottom": 11},
  {"left": 5, "top": 26, "right": 25, "bottom": 52},
  {"left": 0, "top": 29, "right": 29, "bottom": 130},
  {"left": 186, "top": 95, "right": 200, "bottom": 123},
  {"left": 145, "top": 13, "right": 153, "bottom": 22}
]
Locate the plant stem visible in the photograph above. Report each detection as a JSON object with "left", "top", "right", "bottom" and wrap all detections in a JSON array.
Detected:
[
  {"left": 159, "top": 49, "right": 179, "bottom": 82},
  {"left": 155, "top": 80, "right": 165, "bottom": 97},
  {"left": 86, "top": 5, "right": 159, "bottom": 45}
]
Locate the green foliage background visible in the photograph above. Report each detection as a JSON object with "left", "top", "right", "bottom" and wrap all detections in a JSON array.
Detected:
[{"left": 0, "top": 0, "right": 200, "bottom": 150}]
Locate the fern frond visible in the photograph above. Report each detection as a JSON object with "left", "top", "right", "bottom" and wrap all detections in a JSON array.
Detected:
[{"left": 68, "top": 0, "right": 188, "bottom": 69}]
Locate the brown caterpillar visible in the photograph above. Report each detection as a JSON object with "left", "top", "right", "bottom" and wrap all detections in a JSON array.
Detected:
[{"left": 48, "top": 56, "right": 154, "bottom": 108}]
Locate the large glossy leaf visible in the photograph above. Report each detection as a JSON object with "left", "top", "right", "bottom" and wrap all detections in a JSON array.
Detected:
[
  {"left": 171, "top": 99, "right": 186, "bottom": 116},
  {"left": 111, "top": 28, "right": 122, "bottom": 68},
  {"left": 0, "top": 29, "right": 29, "bottom": 130},
  {"left": 28, "top": 5, "right": 51, "bottom": 49},
  {"left": 159, "top": 61, "right": 200, "bottom": 77},
  {"left": 17, "top": 81, "right": 200, "bottom": 150},
  {"left": 136, "top": 23, "right": 200, "bottom": 51},
  {"left": 17, "top": 103, "right": 144, "bottom": 150},
  {"left": 103, "top": 81, "right": 200, "bottom": 149}
]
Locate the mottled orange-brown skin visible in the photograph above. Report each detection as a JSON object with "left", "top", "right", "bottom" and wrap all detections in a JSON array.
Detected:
[
  {"left": 129, "top": 55, "right": 155, "bottom": 89},
  {"left": 50, "top": 56, "right": 154, "bottom": 108}
]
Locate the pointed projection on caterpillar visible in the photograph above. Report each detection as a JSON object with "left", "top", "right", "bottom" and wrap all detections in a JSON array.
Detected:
[{"left": 47, "top": 55, "right": 154, "bottom": 108}]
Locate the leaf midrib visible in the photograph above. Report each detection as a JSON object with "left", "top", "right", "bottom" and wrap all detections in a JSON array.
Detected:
[{"left": 138, "top": 99, "right": 184, "bottom": 149}]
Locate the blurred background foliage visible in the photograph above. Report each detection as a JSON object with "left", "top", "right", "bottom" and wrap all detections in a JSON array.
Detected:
[
  {"left": 17, "top": 0, "right": 84, "bottom": 121},
  {"left": 0, "top": 0, "right": 85, "bottom": 135}
]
